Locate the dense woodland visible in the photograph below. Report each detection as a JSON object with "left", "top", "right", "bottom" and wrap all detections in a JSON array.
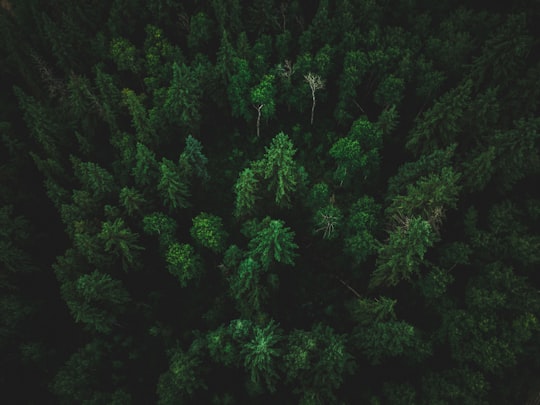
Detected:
[{"left": 1, "top": 0, "right": 540, "bottom": 403}]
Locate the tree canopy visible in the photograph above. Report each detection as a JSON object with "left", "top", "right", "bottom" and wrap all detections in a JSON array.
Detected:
[{"left": 1, "top": 1, "right": 539, "bottom": 403}]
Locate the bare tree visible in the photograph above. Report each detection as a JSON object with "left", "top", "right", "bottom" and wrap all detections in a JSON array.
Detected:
[
  {"left": 315, "top": 211, "right": 339, "bottom": 239},
  {"left": 304, "top": 73, "right": 325, "bottom": 125},
  {"left": 253, "top": 104, "right": 264, "bottom": 137},
  {"left": 279, "top": 59, "right": 295, "bottom": 81}
]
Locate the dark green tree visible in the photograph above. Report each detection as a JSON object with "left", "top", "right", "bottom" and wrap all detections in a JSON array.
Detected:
[
  {"left": 190, "top": 212, "right": 228, "bottom": 254},
  {"left": 247, "top": 217, "right": 298, "bottom": 270}
]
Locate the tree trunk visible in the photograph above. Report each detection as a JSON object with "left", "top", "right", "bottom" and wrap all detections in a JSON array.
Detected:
[
  {"left": 255, "top": 104, "right": 263, "bottom": 137},
  {"left": 311, "top": 92, "right": 316, "bottom": 125}
]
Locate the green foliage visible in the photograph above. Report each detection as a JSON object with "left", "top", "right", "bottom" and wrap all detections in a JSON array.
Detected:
[
  {"left": 421, "top": 367, "right": 489, "bottom": 405},
  {"left": 387, "top": 166, "right": 461, "bottom": 227},
  {"left": 3, "top": 2, "right": 540, "bottom": 403},
  {"left": 0, "top": 205, "right": 34, "bottom": 273},
  {"left": 187, "top": 12, "right": 213, "bottom": 51},
  {"left": 234, "top": 168, "right": 259, "bottom": 217},
  {"left": 374, "top": 74, "right": 405, "bottom": 108},
  {"left": 406, "top": 80, "right": 472, "bottom": 156},
  {"left": 163, "top": 62, "right": 201, "bottom": 131},
  {"left": 228, "top": 257, "right": 268, "bottom": 316},
  {"left": 98, "top": 218, "right": 144, "bottom": 270},
  {"left": 180, "top": 135, "right": 209, "bottom": 182},
  {"left": 122, "top": 88, "right": 154, "bottom": 143},
  {"left": 344, "top": 196, "right": 381, "bottom": 263},
  {"left": 247, "top": 217, "right": 298, "bottom": 270},
  {"left": 442, "top": 262, "right": 540, "bottom": 374},
  {"left": 382, "top": 382, "right": 417, "bottom": 405},
  {"left": 386, "top": 145, "right": 456, "bottom": 201},
  {"left": 461, "top": 145, "right": 497, "bottom": 192},
  {"left": 330, "top": 118, "right": 382, "bottom": 186},
  {"left": 110, "top": 37, "right": 140, "bottom": 73},
  {"left": 250, "top": 74, "right": 276, "bottom": 118},
  {"left": 157, "top": 343, "right": 206, "bottom": 404},
  {"left": 72, "top": 158, "right": 116, "bottom": 200},
  {"left": 52, "top": 339, "right": 132, "bottom": 404},
  {"left": 284, "top": 324, "right": 355, "bottom": 403},
  {"left": 132, "top": 142, "right": 159, "bottom": 188},
  {"left": 143, "top": 24, "right": 183, "bottom": 91},
  {"left": 228, "top": 57, "right": 253, "bottom": 120},
  {"left": 306, "top": 182, "right": 330, "bottom": 210},
  {"left": 142, "top": 212, "right": 177, "bottom": 248},
  {"left": 190, "top": 212, "right": 228, "bottom": 253},
  {"left": 376, "top": 105, "right": 400, "bottom": 136},
  {"left": 417, "top": 266, "right": 454, "bottom": 302},
  {"left": 71, "top": 271, "right": 130, "bottom": 334},
  {"left": 242, "top": 320, "right": 283, "bottom": 393},
  {"left": 158, "top": 158, "right": 190, "bottom": 211},
  {"left": 165, "top": 242, "right": 202, "bottom": 287},
  {"left": 252, "top": 132, "right": 302, "bottom": 207},
  {"left": 119, "top": 186, "right": 146, "bottom": 216},
  {"left": 370, "top": 217, "right": 436, "bottom": 288},
  {"left": 492, "top": 117, "right": 540, "bottom": 191},
  {"left": 354, "top": 318, "right": 431, "bottom": 365}
]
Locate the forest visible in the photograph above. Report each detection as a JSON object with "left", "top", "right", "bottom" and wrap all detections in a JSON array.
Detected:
[{"left": 1, "top": 0, "right": 540, "bottom": 403}]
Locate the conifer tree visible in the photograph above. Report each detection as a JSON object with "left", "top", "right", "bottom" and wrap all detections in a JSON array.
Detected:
[
  {"left": 247, "top": 217, "right": 298, "bottom": 270},
  {"left": 98, "top": 218, "right": 144, "bottom": 270},
  {"left": 234, "top": 168, "right": 259, "bottom": 218},
  {"left": 190, "top": 212, "right": 228, "bottom": 254},
  {"left": 165, "top": 242, "right": 202, "bottom": 287},
  {"left": 180, "top": 135, "right": 209, "bottom": 182},
  {"left": 241, "top": 320, "right": 283, "bottom": 393},
  {"left": 252, "top": 132, "right": 302, "bottom": 208},
  {"left": 158, "top": 158, "right": 190, "bottom": 211},
  {"left": 370, "top": 217, "right": 436, "bottom": 288}
]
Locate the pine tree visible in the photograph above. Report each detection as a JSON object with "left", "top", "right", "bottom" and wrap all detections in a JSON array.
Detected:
[
  {"left": 122, "top": 88, "right": 155, "bottom": 144},
  {"left": 284, "top": 324, "right": 355, "bottom": 403},
  {"left": 98, "top": 218, "right": 144, "bottom": 270},
  {"left": 72, "top": 270, "right": 131, "bottom": 334},
  {"left": 234, "top": 168, "right": 259, "bottom": 218},
  {"left": 247, "top": 217, "right": 298, "bottom": 270},
  {"left": 157, "top": 343, "right": 207, "bottom": 404},
  {"left": 252, "top": 132, "right": 302, "bottom": 208},
  {"left": 190, "top": 212, "right": 228, "bottom": 253},
  {"left": 228, "top": 57, "right": 253, "bottom": 121},
  {"left": 119, "top": 186, "right": 146, "bottom": 216},
  {"left": 370, "top": 217, "right": 436, "bottom": 288},
  {"left": 344, "top": 196, "right": 381, "bottom": 264},
  {"left": 163, "top": 62, "right": 201, "bottom": 131},
  {"left": 349, "top": 297, "right": 431, "bottom": 365},
  {"left": 142, "top": 211, "right": 177, "bottom": 250},
  {"left": 241, "top": 320, "right": 283, "bottom": 393},
  {"left": 228, "top": 257, "right": 268, "bottom": 316},
  {"left": 165, "top": 242, "right": 202, "bottom": 287},
  {"left": 180, "top": 135, "right": 209, "bottom": 182},
  {"left": 158, "top": 158, "right": 190, "bottom": 211},
  {"left": 132, "top": 142, "right": 160, "bottom": 188},
  {"left": 71, "top": 158, "right": 116, "bottom": 200},
  {"left": 329, "top": 117, "right": 382, "bottom": 186}
]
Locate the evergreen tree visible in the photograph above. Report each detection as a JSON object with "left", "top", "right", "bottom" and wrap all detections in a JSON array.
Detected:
[
  {"left": 180, "top": 135, "right": 209, "bottom": 182},
  {"left": 252, "top": 132, "right": 303, "bottom": 208},
  {"left": 98, "top": 218, "right": 144, "bottom": 270},
  {"left": 234, "top": 168, "right": 259, "bottom": 218},
  {"left": 370, "top": 217, "right": 436, "bottom": 288},
  {"left": 157, "top": 158, "right": 190, "bottom": 211},
  {"left": 247, "top": 217, "right": 298, "bottom": 270},
  {"left": 165, "top": 242, "right": 203, "bottom": 287},
  {"left": 241, "top": 320, "right": 283, "bottom": 393}
]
